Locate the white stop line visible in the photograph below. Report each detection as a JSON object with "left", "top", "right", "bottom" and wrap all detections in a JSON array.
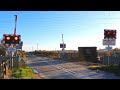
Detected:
[{"left": 52, "top": 65, "right": 82, "bottom": 79}]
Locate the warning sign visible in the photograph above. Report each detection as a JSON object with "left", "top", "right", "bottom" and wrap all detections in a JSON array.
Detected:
[{"left": 19, "top": 51, "right": 24, "bottom": 58}]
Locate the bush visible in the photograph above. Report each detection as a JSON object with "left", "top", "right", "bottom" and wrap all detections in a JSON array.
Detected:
[
  {"left": 48, "top": 55, "right": 60, "bottom": 59},
  {"left": 11, "top": 67, "right": 36, "bottom": 79},
  {"left": 19, "top": 59, "right": 26, "bottom": 68}
]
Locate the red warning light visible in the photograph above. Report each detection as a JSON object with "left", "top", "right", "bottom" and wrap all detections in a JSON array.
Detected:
[
  {"left": 6, "top": 36, "right": 10, "bottom": 40},
  {"left": 14, "top": 36, "right": 18, "bottom": 40},
  {"left": 108, "top": 32, "right": 110, "bottom": 34}
]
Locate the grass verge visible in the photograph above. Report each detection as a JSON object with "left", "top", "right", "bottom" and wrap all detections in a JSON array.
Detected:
[
  {"left": 88, "top": 64, "right": 120, "bottom": 76},
  {"left": 10, "top": 67, "right": 37, "bottom": 79}
]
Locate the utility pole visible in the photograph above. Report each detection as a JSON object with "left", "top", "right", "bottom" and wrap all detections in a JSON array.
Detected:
[
  {"left": 37, "top": 43, "right": 38, "bottom": 51},
  {"left": 32, "top": 46, "right": 33, "bottom": 51},
  {"left": 62, "top": 34, "right": 65, "bottom": 58}
]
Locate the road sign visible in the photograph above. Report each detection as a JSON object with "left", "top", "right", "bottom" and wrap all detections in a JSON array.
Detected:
[
  {"left": 103, "top": 39, "right": 116, "bottom": 45},
  {"left": 106, "top": 47, "right": 112, "bottom": 51},
  {"left": 7, "top": 47, "right": 16, "bottom": 52},
  {"left": 16, "top": 45, "right": 22, "bottom": 49},
  {"left": 19, "top": 51, "right": 25, "bottom": 58}
]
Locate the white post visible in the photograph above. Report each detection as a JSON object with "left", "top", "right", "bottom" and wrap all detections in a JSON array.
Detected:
[
  {"left": 103, "top": 55, "right": 104, "bottom": 65},
  {"left": 108, "top": 53, "right": 109, "bottom": 65},
  {"left": 12, "top": 51, "right": 14, "bottom": 69},
  {"left": 108, "top": 38, "right": 110, "bottom": 65},
  {"left": 37, "top": 43, "right": 38, "bottom": 51},
  {"left": 62, "top": 34, "right": 65, "bottom": 58}
]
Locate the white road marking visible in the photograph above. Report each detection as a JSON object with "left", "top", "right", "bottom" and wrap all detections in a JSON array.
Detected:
[
  {"left": 51, "top": 65, "right": 82, "bottom": 79},
  {"left": 28, "top": 56, "right": 120, "bottom": 79}
]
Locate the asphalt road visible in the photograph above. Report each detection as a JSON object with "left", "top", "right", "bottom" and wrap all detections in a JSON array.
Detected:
[{"left": 26, "top": 54, "right": 120, "bottom": 79}]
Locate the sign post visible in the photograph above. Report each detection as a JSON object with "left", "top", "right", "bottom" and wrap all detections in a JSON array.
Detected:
[
  {"left": 60, "top": 34, "right": 66, "bottom": 58},
  {"left": 11, "top": 51, "right": 14, "bottom": 69},
  {"left": 0, "top": 15, "right": 23, "bottom": 73},
  {"left": 103, "top": 29, "right": 117, "bottom": 65},
  {"left": 103, "top": 39, "right": 113, "bottom": 65}
]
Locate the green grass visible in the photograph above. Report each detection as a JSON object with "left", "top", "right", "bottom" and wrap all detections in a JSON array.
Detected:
[
  {"left": 11, "top": 67, "right": 36, "bottom": 79},
  {"left": 88, "top": 64, "right": 120, "bottom": 76}
]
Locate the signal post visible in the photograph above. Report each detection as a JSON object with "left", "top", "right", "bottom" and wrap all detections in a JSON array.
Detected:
[{"left": 103, "top": 29, "right": 117, "bottom": 65}]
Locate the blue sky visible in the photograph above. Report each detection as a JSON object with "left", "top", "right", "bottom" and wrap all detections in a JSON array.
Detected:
[{"left": 0, "top": 11, "right": 120, "bottom": 51}]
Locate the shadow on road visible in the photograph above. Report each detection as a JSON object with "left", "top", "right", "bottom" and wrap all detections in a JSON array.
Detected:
[
  {"left": 27, "top": 59, "right": 69, "bottom": 67},
  {"left": 44, "top": 69, "right": 120, "bottom": 79}
]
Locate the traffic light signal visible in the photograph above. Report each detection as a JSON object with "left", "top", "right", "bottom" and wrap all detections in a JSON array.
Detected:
[
  {"left": 60, "top": 44, "right": 66, "bottom": 48},
  {"left": 60, "top": 44, "right": 63, "bottom": 48},
  {"left": 104, "top": 30, "right": 116, "bottom": 39},
  {"left": 14, "top": 36, "right": 20, "bottom": 44},
  {"left": 5, "top": 36, "right": 11, "bottom": 44},
  {"left": 5, "top": 35, "right": 20, "bottom": 44},
  {"left": 111, "top": 30, "right": 116, "bottom": 39}
]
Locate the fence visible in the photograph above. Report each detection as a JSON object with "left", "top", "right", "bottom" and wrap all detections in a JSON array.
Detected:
[
  {"left": 0, "top": 58, "right": 10, "bottom": 79},
  {"left": 0, "top": 55, "right": 19, "bottom": 79},
  {"left": 103, "top": 53, "right": 120, "bottom": 65}
]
